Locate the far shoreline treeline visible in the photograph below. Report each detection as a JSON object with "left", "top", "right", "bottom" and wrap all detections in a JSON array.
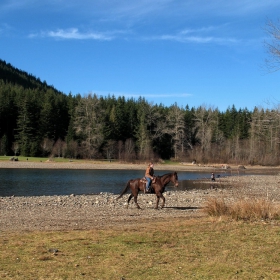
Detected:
[{"left": 0, "top": 59, "right": 279, "bottom": 165}]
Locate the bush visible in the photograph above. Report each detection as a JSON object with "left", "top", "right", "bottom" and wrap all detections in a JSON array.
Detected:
[
  {"left": 203, "top": 198, "right": 229, "bottom": 217},
  {"left": 203, "top": 197, "right": 280, "bottom": 221}
]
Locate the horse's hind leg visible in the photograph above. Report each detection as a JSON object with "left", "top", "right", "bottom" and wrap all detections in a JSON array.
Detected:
[
  {"left": 126, "top": 194, "right": 133, "bottom": 209},
  {"left": 133, "top": 195, "right": 141, "bottom": 209},
  {"left": 127, "top": 194, "right": 141, "bottom": 209}
]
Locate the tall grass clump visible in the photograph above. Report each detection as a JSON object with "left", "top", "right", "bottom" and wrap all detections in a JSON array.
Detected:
[
  {"left": 203, "top": 197, "right": 280, "bottom": 221},
  {"left": 230, "top": 198, "right": 279, "bottom": 221},
  {"left": 203, "top": 197, "right": 229, "bottom": 217}
]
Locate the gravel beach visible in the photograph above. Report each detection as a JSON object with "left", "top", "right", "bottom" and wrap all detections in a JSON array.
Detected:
[{"left": 1, "top": 161, "right": 280, "bottom": 232}]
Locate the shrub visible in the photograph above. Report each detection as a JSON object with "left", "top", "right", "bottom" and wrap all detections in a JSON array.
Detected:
[
  {"left": 203, "top": 197, "right": 229, "bottom": 217},
  {"left": 203, "top": 197, "right": 280, "bottom": 221}
]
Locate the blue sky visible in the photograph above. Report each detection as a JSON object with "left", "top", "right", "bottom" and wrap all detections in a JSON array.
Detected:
[{"left": 1, "top": 0, "right": 280, "bottom": 111}]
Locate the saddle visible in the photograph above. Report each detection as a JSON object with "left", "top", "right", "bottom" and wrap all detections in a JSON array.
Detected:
[{"left": 140, "top": 177, "right": 156, "bottom": 184}]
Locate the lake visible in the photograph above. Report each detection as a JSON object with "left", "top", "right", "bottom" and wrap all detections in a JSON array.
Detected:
[{"left": 0, "top": 168, "right": 239, "bottom": 197}]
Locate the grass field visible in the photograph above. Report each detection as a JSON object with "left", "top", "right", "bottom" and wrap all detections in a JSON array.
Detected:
[
  {"left": 0, "top": 156, "right": 181, "bottom": 165},
  {"left": 1, "top": 218, "right": 280, "bottom": 280},
  {"left": 0, "top": 156, "right": 75, "bottom": 162}
]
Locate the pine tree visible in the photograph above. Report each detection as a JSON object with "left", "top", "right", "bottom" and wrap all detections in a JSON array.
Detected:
[{"left": 16, "top": 96, "right": 34, "bottom": 156}]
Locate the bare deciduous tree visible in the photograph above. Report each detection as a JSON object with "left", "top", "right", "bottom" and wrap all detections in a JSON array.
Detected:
[
  {"left": 136, "top": 108, "right": 151, "bottom": 160},
  {"left": 41, "top": 138, "right": 54, "bottom": 157},
  {"left": 124, "top": 138, "right": 136, "bottom": 161},
  {"left": 166, "top": 103, "right": 185, "bottom": 160},
  {"left": 136, "top": 102, "right": 166, "bottom": 160},
  {"left": 11, "top": 142, "right": 19, "bottom": 156},
  {"left": 67, "top": 140, "right": 79, "bottom": 159},
  {"left": 193, "top": 105, "right": 217, "bottom": 162},
  {"left": 117, "top": 140, "right": 124, "bottom": 161},
  {"left": 74, "top": 93, "right": 104, "bottom": 159},
  {"left": 103, "top": 140, "right": 117, "bottom": 160},
  {"left": 52, "top": 138, "right": 66, "bottom": 157},
  {"left": 265, "top": 19, "right": 280, "bottom": 72}
]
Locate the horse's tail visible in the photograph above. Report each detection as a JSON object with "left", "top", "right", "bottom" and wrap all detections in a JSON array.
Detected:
[{"left": 116, "top": 180, "right": 131, "bottom": 200}]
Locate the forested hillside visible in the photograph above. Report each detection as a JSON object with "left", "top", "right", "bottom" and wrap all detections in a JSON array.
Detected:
[{"left": 0, "top": 59, "right": 279, "bottom": 165}]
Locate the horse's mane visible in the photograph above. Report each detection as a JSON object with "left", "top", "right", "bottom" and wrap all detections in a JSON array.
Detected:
[
  {"left": 157, "top": 172, "right": 177, "bottom": 187},
  {"left": 158, "top": 172, "right": 177, "bottom": 179}
]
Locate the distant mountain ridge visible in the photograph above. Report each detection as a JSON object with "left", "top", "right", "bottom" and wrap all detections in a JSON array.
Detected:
[{"left": 0, "top": 59, "right": 63, "bottom": 94}]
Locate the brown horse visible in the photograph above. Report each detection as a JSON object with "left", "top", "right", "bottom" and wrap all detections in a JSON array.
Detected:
[{"left": 117, "top": 172, "right": 179, "bottom": 209}]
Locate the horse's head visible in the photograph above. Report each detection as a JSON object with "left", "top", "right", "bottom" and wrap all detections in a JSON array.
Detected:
[{"left": 171, "top": 172, "right": 179, "bottom": 187}]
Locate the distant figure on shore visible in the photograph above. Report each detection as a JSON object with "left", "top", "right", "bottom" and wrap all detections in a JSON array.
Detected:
[{"left": 211, "top": 172, "right": 215, "bottom": 181}]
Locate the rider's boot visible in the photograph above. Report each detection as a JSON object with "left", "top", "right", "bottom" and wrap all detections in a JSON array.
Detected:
[{"left": 145, "top": 183, "right": 149, "bottom": 193}]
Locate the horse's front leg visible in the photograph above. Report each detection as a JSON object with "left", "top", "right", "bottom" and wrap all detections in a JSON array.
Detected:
[
  {"left": 160, "top": 193, "right": 165, "bottom": 208},
  {"left": 155, "top": 193, "right": 165, "bottom": 209},
  {"left": 155, "top": 195, "right": 160, "bottom": 209}
]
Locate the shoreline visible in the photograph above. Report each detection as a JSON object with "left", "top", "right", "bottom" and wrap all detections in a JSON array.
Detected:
[
  {"left": 1, "top": 173, "right": 280, "bottom": 232},
  {"left": 0, "top": 160, "right": 280, "bottom": 173},
  {"left": 1, "top": 160, "right": 280, "bottom": 232}
]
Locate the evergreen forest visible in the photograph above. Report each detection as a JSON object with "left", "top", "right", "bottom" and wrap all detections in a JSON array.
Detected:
[{"left": 0, "top": 59, "right": 279, "bottom": 165}]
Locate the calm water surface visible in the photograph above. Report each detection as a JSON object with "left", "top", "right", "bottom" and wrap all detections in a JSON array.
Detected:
[{"left": 0, "top": 168, "right": 241, "bottom": 197}]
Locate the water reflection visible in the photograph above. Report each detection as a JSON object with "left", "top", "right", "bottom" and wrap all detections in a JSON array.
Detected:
[{"left": 178, "top": 180, "right": 227, "bottom": 191}]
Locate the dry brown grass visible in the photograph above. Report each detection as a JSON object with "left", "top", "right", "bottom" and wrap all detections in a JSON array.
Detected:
[
  {"left": 1, "top": 218, "right": 280, "bottom": 279},
  {"left": 203, "top": 197, "right": 229, "bottom": 217},
  {"left": 203, "top": 197, "right": 280, "bottom": 221}
]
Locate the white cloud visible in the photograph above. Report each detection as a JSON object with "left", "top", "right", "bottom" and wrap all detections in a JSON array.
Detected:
[
  {"left": 161, "top": 35, "right": 238, "bottom": 44},
  {"left": 29, "top": 28, "right": 114, "bottom": 40},
  {"left": 48, "top": 28, "right": 112, "bottom": 40},
  {"left": 147, "top": 25, "right": 239, "bottom": 45},
  {"left": 180, "top": 26, "right": 217, "bottom": 35}
]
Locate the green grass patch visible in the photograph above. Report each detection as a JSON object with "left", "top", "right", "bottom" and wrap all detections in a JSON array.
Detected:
[
  {"left": 160, "top": 160, "right": 180, "bottom": 166},
  {"left": 0, "top": 156, "right": 57, "bottom": 162},
  {"left": 0, "top": 156, "right": 184, "bottom": 166},
  {"left": 0, "top": 156, "right": 89, "bottom": 163},
  {"left": 1, "top": 218, "right": 280, "bottom": 279}
]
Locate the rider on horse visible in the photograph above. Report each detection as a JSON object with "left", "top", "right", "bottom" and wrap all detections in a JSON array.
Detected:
[{"left": 145, "top": 162, "right": 154, "bottom": 192}]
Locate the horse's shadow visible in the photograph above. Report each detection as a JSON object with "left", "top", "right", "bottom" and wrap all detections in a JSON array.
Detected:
[{"left": 164, "top": 206, "right": 202, "bottom": 210}]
